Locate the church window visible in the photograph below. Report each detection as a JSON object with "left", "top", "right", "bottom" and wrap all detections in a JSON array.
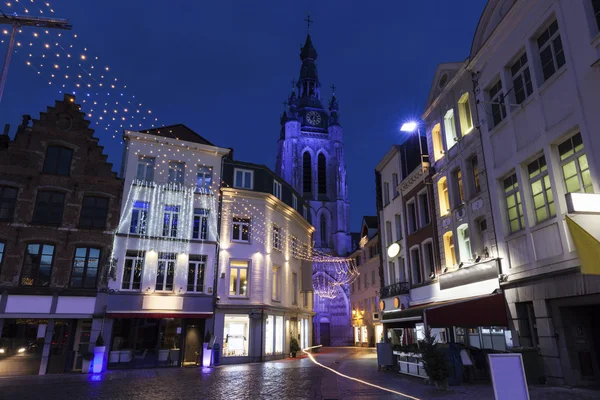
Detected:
[
  {"left": 319, "top": 214, "right": 327, "bottom": 247},
  {"left": 318, "top": 153, "right": 327, "bottom": 195},
  {"left": 303, "top": 152, "right": 312, "bottom": 194},
  {"left": 234, "top": 168, "right": 253, "bottom": 190}
]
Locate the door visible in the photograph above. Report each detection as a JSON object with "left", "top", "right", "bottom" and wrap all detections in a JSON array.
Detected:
[
  {"left": 320, "top": 322, "right": 331, "bottom": 346},
  {"left": 184, "top": 324, "right": 202, "bottom": 366},
  {"left": 47, "top": 320, "right": 74, "bottom": 374},
  {"left": 72, "top": 320, "right": 92, "bottom": 371}
]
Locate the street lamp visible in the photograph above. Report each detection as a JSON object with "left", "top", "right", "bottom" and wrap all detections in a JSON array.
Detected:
[{"left": 400, "top": 121, "right": 426, "bottom": 172}]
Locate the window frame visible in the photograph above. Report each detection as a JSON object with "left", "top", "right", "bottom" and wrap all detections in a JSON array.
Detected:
[
  {"left": 272, "top": 265, "right": 282, "bottom": 301},
  {"left": 443, "top": 231, "right": 457, "bottom": 269},
  {"left": 42, "top": 146, "right": 73, "bottom": 176},
  {"left": 488, "top": 79, "right": 507, "bottom": 128},
  {"left": 458, "top": 93, "right": 473, "bottom": 135},
  {"left": 229, "top": 260, "right": 249, "bottom": 297},
  {"left": 409, "top": 245, "right": 422, "bottom": 285},
  {"left": 470, "top": 156, "right": 481, "bottom": 196},
  {"left": 455, "top": 168, "right": 465, "bottom": 204},
  {"left": 168, "top": 161, "right": 185, "bottom": 184},
  {"left": 385, "top": 220, "right": 393, "bottom": 246},
  {"left": 129, "top": 200, "right": 149, "bottom": 235},
  {"left": 437, "top": 176, "right": 450, "bottom": 216},
  {"left": 457, "top": 223, "right": 473, "bottom": 263},
  {"left": 504, "top": 173, "right": 525, "bottom": 233},
  {"left": 394, "top": 213, "right": 403, "bottom": 241},
  {"left": 162, "top": 205, "right": 180, "bottom": 238},
  {"left": 292, "top": 195, "right": 298, "bottom": 211},
  {"left": 196, "top": 165, "right": 213, "bottom": 193},
  {"left": 273, "top": 180, "right": 282, "bottom": 200},
  {"left": 527, "top": 154, "right": 555, "bottom": 223},
  {"left": 187, "top": 255, "right": 206, "bottom": 293},
  {"left": 231, "top": 216, "right": 251, "bottom": 243},
  {"left": 317, "top": 153, "right": 327, "bottom": 195},
  {"left": 406, "top": 198, "right": 418, "bottom": 234},
  {"left": 536, "top": 20, "right": 565, "bottom": 83},
  {"left": 192, "top": 208, "right": 209, "bottom": 240},
  {"left": 417, "top": 189, "right": 431, "bottom": 227},
  {"left": 422, "top": 240, "right": 436, "bottom": 280},
  {"left": 70, "top": 247, "right": 101, "bottom": 289},
  {"left": 234, "top": 168, "right": 254, "bottom": 190},
  {"left": 32, "top": 190, "right": 66, "bottom": 226},
  {"left": 121, "top": 250, "right": 145, "bottom": 291},
  {"left": 0, "top": 185, "right": 18, "bottom": 221},
  {"left": 510, "top": 52, "right": 533, "bottom": 105},
  {"left": 558, "top": 133, "right": 592, "bottom": 194},
  {"left": 136, "top": 156, "right": 155, "bottom": 182},
  {"left": 20, "top": 243, "right": 55, "bottom": 287},
  {"left": 79, "top": 196, "right": 109, "bottom": 229},
  {"left": 272, "top": 223, "right": 282, "bottom": 251},
  {"left": 443, "top": 108, "right": 457, "bottom": 150},
  {"left": 432, "top": 123, "right": 444, "bottom": 161},
  {"left": 155, "top": 252, "right": 176, "bottom": 292}
]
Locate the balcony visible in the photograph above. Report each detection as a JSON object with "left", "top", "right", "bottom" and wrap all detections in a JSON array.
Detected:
[{"left": 380, "top": 282, "right": 410, "bottom": 298}]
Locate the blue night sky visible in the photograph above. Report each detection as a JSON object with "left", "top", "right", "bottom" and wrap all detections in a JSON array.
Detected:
[{"left": 0, "top": 0, "right": 486, "bottom": 232}]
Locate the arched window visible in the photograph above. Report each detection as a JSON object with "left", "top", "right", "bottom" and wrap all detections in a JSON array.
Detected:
[
  {"left": 318, "top": 153, "right": 326, "bottom": 195},
  {"left": 320, "top": 214, "right": 327, "bottom": 247},
  {"left": 303, "top": 152, "right": 312, "bottom": 195}
]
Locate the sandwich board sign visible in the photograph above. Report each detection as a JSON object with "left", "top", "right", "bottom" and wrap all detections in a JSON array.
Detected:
[{"left": 488, "top": 353, "right": 530, "bottom": 400}]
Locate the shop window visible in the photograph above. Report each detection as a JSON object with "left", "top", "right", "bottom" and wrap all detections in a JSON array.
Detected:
[
  {"left": 229, "top": 260, "right": 249, "bottom": 297},
  {"left": 223, "top": 315, "right": 249, "bottom": 357},
  {"left": 0, "top": 186, "right": 17, "bottom": 221},
  {"left": 168, "top": 161, "right": 185, "bottom": 184},
  {"left": 276, "top": 316, "right": 284, "bottom": 354},
  {"left": 511, "top": 52, "right": 533, "bottom": 105},
  {"left": 136, "top": 156, "right": 155, "bottom": 182},
  {"left": 272, "top": 265, "right": 281, "bottom": 301},
  {"left": 418, "top": 190, "right": 431, "bottom": 227},
  {"left": 162, "top": 205, "right": 180, "bottom": 238},
  {"left": 458, "top": 93, "right": 473, "bottom": 135},
  {"left": 42, "top": 146, "right": 73, "bottom": 176},
  {"left": 273, "top": 180, "right": 282, "bottom": 199},
  {"left": 292, "top": 272, "right": 298, "bottom": 305},
  {"left": 302, "top": 152, "right": 312, "bottom": 194},
  {"left": 70, "top": 247, "right": 100, "bottom": 289},
  {"left": 504, "top": 173, "right": 524, "bottom": 233},
  {"left": 187, "top": 255, "right": 206, "bottom": 292},
  {"left": 457, "top": 224, "right": 473, "bottom": 262},
  {"left": 488, "top": 79, "right": 506, "bottom": 128},
  {"left": 156, "top": 252, "right": 176, "bottom": 291},
  {"left": 79, "top": 196, "right": 109, "bottom": 229},
  {"left": 558, "top": 133, "right": 592, "bottom": 194},
  {"left": 410, "top": 247, "right": 422, "bottom": 285},
  {"left": 192, "top": 208, "right": 209, "bottom": 240},
  {"left": 232, "top": 217, "right": 250, "bottom": 242},
  {"left": 32, "top": 191, "right": 65, "bottom": 225},
  {"left": 20, "top": 244, "right": 55, "bottom": 287},
  {"left": 130, "top": 201, "right": 149, "bottom": 235},
  {"left": 422, "top": 241, "right": 436, "bottom": 279},
  {"left": 528, "top": 155, "right": 555, "bottom": 223},
  {"left": 196, "top": 166, "right": 213, "bottom": 193},
  {"left": 122, "top": 250, "right": 144, "bottom": 290},
  {"left": 272, "top": 224, "right": 282, "bottom": 251},
  {"left": 443, "top": 109, "right": 457, "bottom": 150},
  {"left": 432, "top": 123, "right": 444, "bottom": 161},
  {"left": 537, "top": 20, "right": 565, "bottom": 82},
  {"left": 443, "top": 232, "right": 456, "bottom": 268},
  {"left": 437, "top": 176, "right": 450, "bottom": 215},
  {"left": 318, "top": 153, "right": 327, "bottom": 195},
  {"left": 265, "top": 315, "right": 274, "bottom": 355},
  {"left": 234, "top": 168, "right": 253, "bottom": 190}
]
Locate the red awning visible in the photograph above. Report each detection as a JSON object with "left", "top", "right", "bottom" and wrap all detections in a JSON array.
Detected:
[
  {"left": 426, "top": 292, "right": 508, "bottom": 328},
  {"left": 106, "top": 312, "right": 212, "bottom": 319}
]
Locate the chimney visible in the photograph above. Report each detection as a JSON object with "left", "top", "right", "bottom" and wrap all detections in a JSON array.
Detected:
[
  {"left": 2, "top": 124, "right": 8, "bottom": 136},
  {"left": 21, "top": 115, "right": 31, "bottom": 127}
]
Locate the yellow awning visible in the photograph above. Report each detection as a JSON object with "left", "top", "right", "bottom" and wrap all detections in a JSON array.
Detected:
[{"left": 566, "top": 215, "right": 600, "bottom": 275}]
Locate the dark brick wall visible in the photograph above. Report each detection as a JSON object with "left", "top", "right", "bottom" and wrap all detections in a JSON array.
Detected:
[{"left": 0, "top": 95, "right": 123, "bottom": 293}]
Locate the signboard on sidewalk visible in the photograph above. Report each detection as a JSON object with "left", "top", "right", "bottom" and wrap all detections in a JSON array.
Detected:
[{"left": 488, "top": 353, "right": 529, "bottom": 400}]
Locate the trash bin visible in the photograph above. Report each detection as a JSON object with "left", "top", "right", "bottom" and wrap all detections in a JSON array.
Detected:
[{"left": 212, "top": 343, "right": 221, "bottom": 366}]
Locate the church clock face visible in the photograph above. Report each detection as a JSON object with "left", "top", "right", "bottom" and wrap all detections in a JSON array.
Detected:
[{"left": 306, "top": 111, "right": 322, "bottom": 126}]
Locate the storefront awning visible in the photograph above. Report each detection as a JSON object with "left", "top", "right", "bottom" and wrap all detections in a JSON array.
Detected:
[
  {"left": 106, "top": 311, "right": 213, "bottom": 319},
  {"left": 566, "top": 214, "right": 600, "bottom": 275},
  {"left": 381, "top": 292, "right": 508, "bottom": 328}
]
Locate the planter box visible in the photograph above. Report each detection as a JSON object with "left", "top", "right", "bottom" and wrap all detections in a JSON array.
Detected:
[{"left": 395, "top": 352, "right": 428, "bottom": 379}]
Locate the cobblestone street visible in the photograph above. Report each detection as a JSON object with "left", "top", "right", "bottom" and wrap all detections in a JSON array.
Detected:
[{"left": 0, "top": 347, "right": 598, "bottom": 400}]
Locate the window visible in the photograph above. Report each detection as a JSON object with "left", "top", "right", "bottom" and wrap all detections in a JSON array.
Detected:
[
  {"left": 432, "top": 123, "right": 444, "bottom": 161},
  {"left": 162, "top": 205, "right": 180, "bottom": 237},
  {"left": 292, "top": 272, "right": 298, "bottom": 305},
  {"left": 42, "top": 146, "right": 72, "bottom": 176},
  {"left": 406, "top": 200, "right": 417, "bottom": 234},
  {"left": 392, "top": 173, "right": 399, "bottom": 198},
  {"left": 383, "top": 182, "right": 390, "bottom": 206},
  {"left": 443, "top": 109, "right": 457, "bottom": 150},
  {"left": 223, "top": 315, "right": 249, "bottom": 357},
  {"left": 234, "top": 168, "right": 253, "bottom": 190},
  {"left": 398, "top": 256, "right": 406, "bottom": 282},
  {"left": 272, "top": 224, "right": 282, "bottom": 250},
  {"left": 273, "top": 180, "right": 282, "bottom": 199},
  {"left": 537, "top": 20, "right": 565, "bottom": 82},
  {"left": 130, "top": 200, "right": 149, "bottom": 235},
  {"left": 79, "top": 196, "right": 108, "bottom": 229},
  {"left": 303, "top": 291, "right": 308, "bottom": 308},
  {"left": 418, "top": 191, "right": 430, "bottom": 227},
  {"left": 593, "top": 0, "right": 600, "bottom": 31},
  {"left": 303, "top": 152, "right": 312, "bottom": 194},
  {"left": 292, "top": 195, "right": 298, "bottom": 210},
  {"left": 511, "top": 53, "right": 533, "bottom": 104},
  {"left": 122, "top": 250, "right": 144, "bottom": 290},
  {"left": 265, "top": 315, "right": 284, "bottom": 355},
  {"left": 192, "top": 208, "right": 209, "bottom": 240},
  {"left": 395, "top": 214, "right": 403, "bottom": 241},
  {"left": 458, "top": 93, "right": 473, "bottom": 135},
  {"left": 20, "top": 244, "right": 55, "bottom": 286},
  {"left": 438, "top": 177, "right": 450, "bottom": 215},
  {"left": 422, "top": 242, "right": 435, "bottom": 279},
  {"left": 488, "top": 79, "right": 506, "bottom": 128},
  {"left": 455, "top": 169, "right": 465, "bottom": 203},
  {"left": 318, "top": 153, "right": 327, "bottom": 195},
  {"left": 0, "top": 242, "right": 4, "bottom": 267},
  {"left": 320, "top": 214, "right": 327, "bottom": 247},
  {"left": 70, "top": 247, "right": 100, "bottom": 289},
  {"left": 388, "top": 261, "right": 396, "bottom": 284},
  {"left": 0, "top": 186, "right": 17, "bottom": 221},
  {"left": 457, "top": 224, "right": 472, "bottom": 262},
  {"left": 528, "top": 155, "right": 555, "bottom": 223},
  {"left": 291, "top": 236, "right": 298, "bottom": 258},
  {"left": 230, "top": 260, "right": 249, "bottom": 297},
  {"left": 471, "top": 156, "right": 481, "bottom": 195},
  {"left": 504, "top": 173, "right": 524, "bottom": 233},
  {"left": 443, "top": 232, "right": 456, "bottom": 268},
  {"left": 196, "top": 166, "right": 213, "bottom": 192},
  {"left": 302, "top": 206, "right": 308, "bottom": 220},
  {"left": 187, "top": 255, "right": 206, "bottom": 292},
  {"left": 232, "top": 217, "right": 251, "bottom": 242},
  {"left": 168, "top": 161, "right": 185, "bottom": 184},
  {"left": 385, "top": 221, "right": 393, "bottom": 246},
  {"left": 559, "top": 133, "right": 592, "bottom": 194},
  {"left": 32, "top": 191, "right": 65, "bottom": 225},
  {"left": 410, "top": 247, "right": 422, "bottom": 285},
  {"left": 136, "top": 156, "right": 155, "bottom": 182},
  {"left": 156, "top": 252, "right": 176, "bottom": 291}
]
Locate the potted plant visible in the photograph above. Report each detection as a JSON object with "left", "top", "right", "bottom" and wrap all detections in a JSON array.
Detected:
[
  {"left": 290, "top": 337, "right": 301, "bottom": 358},
  {"left": 420, "top": 328, "right": 450, "bottom": 391},
  {"left": 81, "top": 351, "right": 93, "bottom": 373},
  {"left": 92, "top": 333, "right": 106, "bottom": 373}
]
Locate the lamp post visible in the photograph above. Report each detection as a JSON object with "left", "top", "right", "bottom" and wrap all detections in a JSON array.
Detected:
[{"left": 400, "top": 121, "right": 426, "bottom": 172}]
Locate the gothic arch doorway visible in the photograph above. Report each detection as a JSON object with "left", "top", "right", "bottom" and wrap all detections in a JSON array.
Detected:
[{"left": 319, "top": 317, "right": 331, "bottom": 346}]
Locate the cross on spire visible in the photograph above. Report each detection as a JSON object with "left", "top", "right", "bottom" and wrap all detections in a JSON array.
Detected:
[
  {"left": 304, "top": 14, "right": 313, "bottom": 33},
  {"left": 330, "top": 84, "right": 336, "bottom": 94}
]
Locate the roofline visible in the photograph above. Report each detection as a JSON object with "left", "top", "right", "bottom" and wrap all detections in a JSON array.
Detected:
[
  {"left": 124, "top": 130, "right": 231, "bottom": 156},
  {"left": 375, "top": 145, "right": 403, "bottom": 172},
  {"left": 422, "top": 61, "right": 469, "bottom": 121}
]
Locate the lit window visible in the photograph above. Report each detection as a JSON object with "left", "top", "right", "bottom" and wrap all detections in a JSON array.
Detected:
[
  {"left": 457, "top": 224, "right": 472, "bottom": 262},
  {"left": 488, "top": 79, "right": 506, "bottom": 128},
  {"left": 455, "top": 169, "right": 465, "bottom": 203},
  {"left": 438, "top": 176, "right": 450, "bottom": 215},
  {"left": 79, "top": 196, "right": 108, "bottom": 229},
  {"left": 130, "top": 200, "right": 149, "bottom": 235},
  {"left": 272, "top": 224, "right": 282, "bottom": 250},
  {"left": 432, "top": 123, "right": 444, "bottom": 161},
  {"left": 0, "top": 186, "right": 18, "bottom": 221},
  {"left": 443, "top": 109, "right": 457, "bottom": 150},
  {"left": 70, "top": 247, "right": 100, "bottom": 289},
  {"left": 558, "top": 133, "right": 592, "bottom": 194},
  {"left": 418, "top": 191, "right": 430, "bottom": 227},
  {"left": 537, "top": 20, "right": 565, "bottom": 82},
  {"left": 458, "top": 93, "right": 473, "bottom": 135},
  {"left": 392, "top": 173, "right": 399, "bottom": 197},
  {"left": 20, "top": 244, "right": 55, "bottom": 287},
  {"left": 272, "top": 265, "right": 281, "bottom": 301},
  {"left": 136, "top": 156, "right": 155, "bottom": 182},
  {"left": 122, "top": 250, "right": 144, "bottom": 290},
  {"left": 168, "top": 161, "right": 185, "bottom": 184},
  {"left": 33, "top": 191, "right": 65, "bottom": 225},
  {"left": 471, "top": 156, "right": 481, "bottom": 195},
  {"left": 229, "top": 260, "right": 249, "bottom": 297},
  {"left": 504, "top": 173, "right": 524, "bottom": 233},
  {"left": 410, "top": 247, "right": 422, "bottom": 285},
  {"left": 42, "top": 146, "right": 73, "bottom": 176},
  {"left": 196, "top": 166, "right": 213, "bottom": 193},
  {"left": 443, "top": 232, "right": 456, "bottom": 268},
  {"left": 273, "top": 180, "right": 282, "bottom": 199},
  {"left": 192, "top": 208, "right": 209, "bottom": 240},
  {"left": 187, "top": 255, "right": 206, "bottom": 292},
  {"left": 422, "top": 241, "right": 436, "bottom": 279},
  {"left": 162, "top": 205, "right": 180, "bottom": 237},
  {"left": 511, "top": 53, "right": 533, "bottom": 104},
  {"left": 383, "top": 182, "right": 390, "bottom": 206},
  {"left": 528, "top": 155, "right": 555, "bottom": 223},
  {"left": 292, "top": 272, "right": 298, "bottom": 305},
  {"left": 223, "top": 315, "right": 249, "bottom": 357},
  {"left": 232, "top": 217, "right": 251, "bottom": 242},
  {"left": 156, "top": 252, "right": 176, "bottom": 291}
]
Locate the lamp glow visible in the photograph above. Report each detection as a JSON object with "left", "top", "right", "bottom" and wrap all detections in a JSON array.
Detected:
[
  {"left": 400, "top": 122, "right": 418, "bottom": 132},
  {"left": 387, "top": 243, "right": 400, "bottom": 258}
]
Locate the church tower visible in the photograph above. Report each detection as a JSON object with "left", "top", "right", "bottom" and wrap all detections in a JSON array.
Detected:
[{"left": 276, "top": 26, "right": 351, "bottom": 257}]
